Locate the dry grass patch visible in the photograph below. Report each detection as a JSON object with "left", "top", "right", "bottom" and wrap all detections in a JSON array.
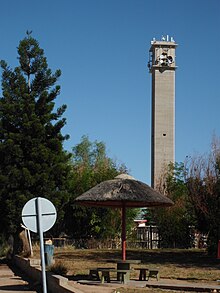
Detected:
[
  {"left": 32, "top": 246, "right": 220, "bottom": 283},
  {"left": 51, "top": 247, "right": 220, "bottom": 283}
]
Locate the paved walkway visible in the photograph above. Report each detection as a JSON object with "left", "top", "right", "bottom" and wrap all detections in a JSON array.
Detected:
[
  {"left": 0, "top": 260, "right": 37, "bottom": 293},
  {"left": 76, "top": 278, "right": 220, "bottom": 292}
]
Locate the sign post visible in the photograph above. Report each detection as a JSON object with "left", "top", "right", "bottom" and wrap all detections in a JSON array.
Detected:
[{"left": 22, "top": 197, "right": 57, "bottom": 293}]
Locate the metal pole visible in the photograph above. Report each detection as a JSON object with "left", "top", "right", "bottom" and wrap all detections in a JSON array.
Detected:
[
  {"left": 36, "top": 197, "right": 47, "bottom": 293},
  {"left": 121, "top": 203, "right": 126, "bottom": 261},
  {"left": 150, "top": 225, "right": 152, "bottom": 249},
  {"left": 27, "top": 229, "right": 33, "bottom": 257}
]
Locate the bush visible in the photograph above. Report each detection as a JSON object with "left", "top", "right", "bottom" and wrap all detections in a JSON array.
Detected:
[
  {"left": 0, "top": 244, "right": 10, "bottom": 258},
  {"left": 48, "top": 261, "right": 68, "bottom": 276},
  {"left": 0, "top": 236, "right": 10, "bottom": 258}
]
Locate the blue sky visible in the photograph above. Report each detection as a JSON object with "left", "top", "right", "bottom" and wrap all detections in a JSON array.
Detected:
[{"left": 0, "top": 0, "right": 219, "bottom": 184}]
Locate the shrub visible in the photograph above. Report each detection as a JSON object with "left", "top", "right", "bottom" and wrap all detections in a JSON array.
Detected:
[
  {"left": 0, "top": 236, "right": 10, "bottom": 258},
  {"left": 48, "top": 261, "right": 68, "bottom": 276},
  {"left": 0, "top": 244, "right": 10, "bottom": 258}
]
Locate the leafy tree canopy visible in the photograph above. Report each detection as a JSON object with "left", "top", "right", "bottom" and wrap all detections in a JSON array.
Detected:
[
  {"left": 150, "top": 162, "right": 194, "bottom": 248},
  {"left": 150, "top": 136, "right": 220, "bottom": 254},
  {"left": 185, "top": 137, "right": 220, "bottom": 254},
  {"left": 64, "top": 135, "right": 137, "bottom": 241}
]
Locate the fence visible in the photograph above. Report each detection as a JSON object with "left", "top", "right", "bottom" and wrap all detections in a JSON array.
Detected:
[{"left": 39, "top": 226, "right": 207, "bottom": 250}]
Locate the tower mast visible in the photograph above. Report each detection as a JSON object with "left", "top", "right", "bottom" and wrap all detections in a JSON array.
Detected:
[{"left": 148, "top": 35, "right": 177, "bottom": 188}]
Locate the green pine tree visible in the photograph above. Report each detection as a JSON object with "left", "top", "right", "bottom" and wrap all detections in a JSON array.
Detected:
[{"left": 0, "top": 33, "right": 71, "bottom": 239}]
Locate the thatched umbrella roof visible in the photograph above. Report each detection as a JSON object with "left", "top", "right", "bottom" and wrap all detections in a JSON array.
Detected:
[
  {"left": 75, "top": 174, "right": 173, "bottom": 207},
  {"left": 75, "top": 174, "right": 173, "bottom": 260}
]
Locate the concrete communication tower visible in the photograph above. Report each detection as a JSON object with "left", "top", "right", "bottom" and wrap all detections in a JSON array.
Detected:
[{"left": 148, "top": 35, "right": 177, "bottom": 188}]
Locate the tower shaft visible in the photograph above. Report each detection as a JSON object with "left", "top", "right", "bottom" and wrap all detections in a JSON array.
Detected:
[{"left": 149, "top": 36, "right": 177, "bottom": 188}]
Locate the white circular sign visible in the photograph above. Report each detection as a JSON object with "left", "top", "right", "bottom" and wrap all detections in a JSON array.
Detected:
[{"left": 22, "top": 197, "right": 57, "bottom": 233}]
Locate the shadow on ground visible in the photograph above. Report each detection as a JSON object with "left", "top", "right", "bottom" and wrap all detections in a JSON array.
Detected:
[
  {"left": 0, "top": 284, "right": 33, "bottom": 291},
  {"left": 67, "top": 274, "right": 91, "bottom": 281},
  {"left": 1, "top": 258, "right": 41, "bottom": 293},
  {"left": 55, "top": 249, "right": 220, "bottom": 269}
]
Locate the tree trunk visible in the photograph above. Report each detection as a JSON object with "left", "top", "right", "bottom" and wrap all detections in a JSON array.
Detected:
[{"left": 19, "top": 230, "right": 31, "bottom": 257}]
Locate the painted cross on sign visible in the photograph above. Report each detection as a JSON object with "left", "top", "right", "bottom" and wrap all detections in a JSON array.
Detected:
[{"left": 22, "top": 197, "right": 57, "bottom": 233}]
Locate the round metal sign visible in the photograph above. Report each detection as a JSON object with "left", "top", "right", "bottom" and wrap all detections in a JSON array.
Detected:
[{"left": 22, "top": 197, "right": 57, "bottom": 233}]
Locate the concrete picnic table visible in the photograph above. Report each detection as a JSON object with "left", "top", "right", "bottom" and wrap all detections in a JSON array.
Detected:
[
  {"left": 115, "top": 259, "right": 141, "bottom": 269},
  {"left": 108, "top": 259, "right": 141, "bottom": 281}
]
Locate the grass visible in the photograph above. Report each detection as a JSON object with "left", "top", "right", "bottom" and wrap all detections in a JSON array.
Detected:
[
  {"left": 49, "top": 247, "right": 220, "bottom": 283},
  {"left": 32, "top": 247, "right": 220, "bottom": 292}
]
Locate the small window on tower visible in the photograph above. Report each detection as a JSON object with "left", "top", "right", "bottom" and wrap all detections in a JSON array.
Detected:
[{"left": 163, "top": 133, "right": 166, "bottom": 137}]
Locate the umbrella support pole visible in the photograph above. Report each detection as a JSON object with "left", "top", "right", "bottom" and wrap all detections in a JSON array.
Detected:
[{"left": 122, "top": 204, "right": 126, "bottom": 261}]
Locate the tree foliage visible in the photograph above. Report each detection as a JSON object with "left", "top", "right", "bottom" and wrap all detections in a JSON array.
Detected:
[
  {"left": 150, "top": 136, "right": 220, "bottom": 253},
  {"left": 64, "top": 135, "right": 137, "bottom": 241},
  {"left": 0, "top": 34, "right": 70, "bottom": 238},
  {"left": 185, "top": 137, "right": 220, "bottom": 254},
  {"left": 150, "top": 162, "right": 194, "bottom": 248}
]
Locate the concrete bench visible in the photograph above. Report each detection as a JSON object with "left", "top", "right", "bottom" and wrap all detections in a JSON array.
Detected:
[
  {"left": 134, "top": 268, "right": 160, "bottom": 281},
  {"left": 97, "top": 268, "right": 132, "bottom": 284},
  {"left": 89, "top": 267, "right": 114, "bottom": 281},
  {"left": 89, "top": 269, "right": 100, "bottom": 281}
]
